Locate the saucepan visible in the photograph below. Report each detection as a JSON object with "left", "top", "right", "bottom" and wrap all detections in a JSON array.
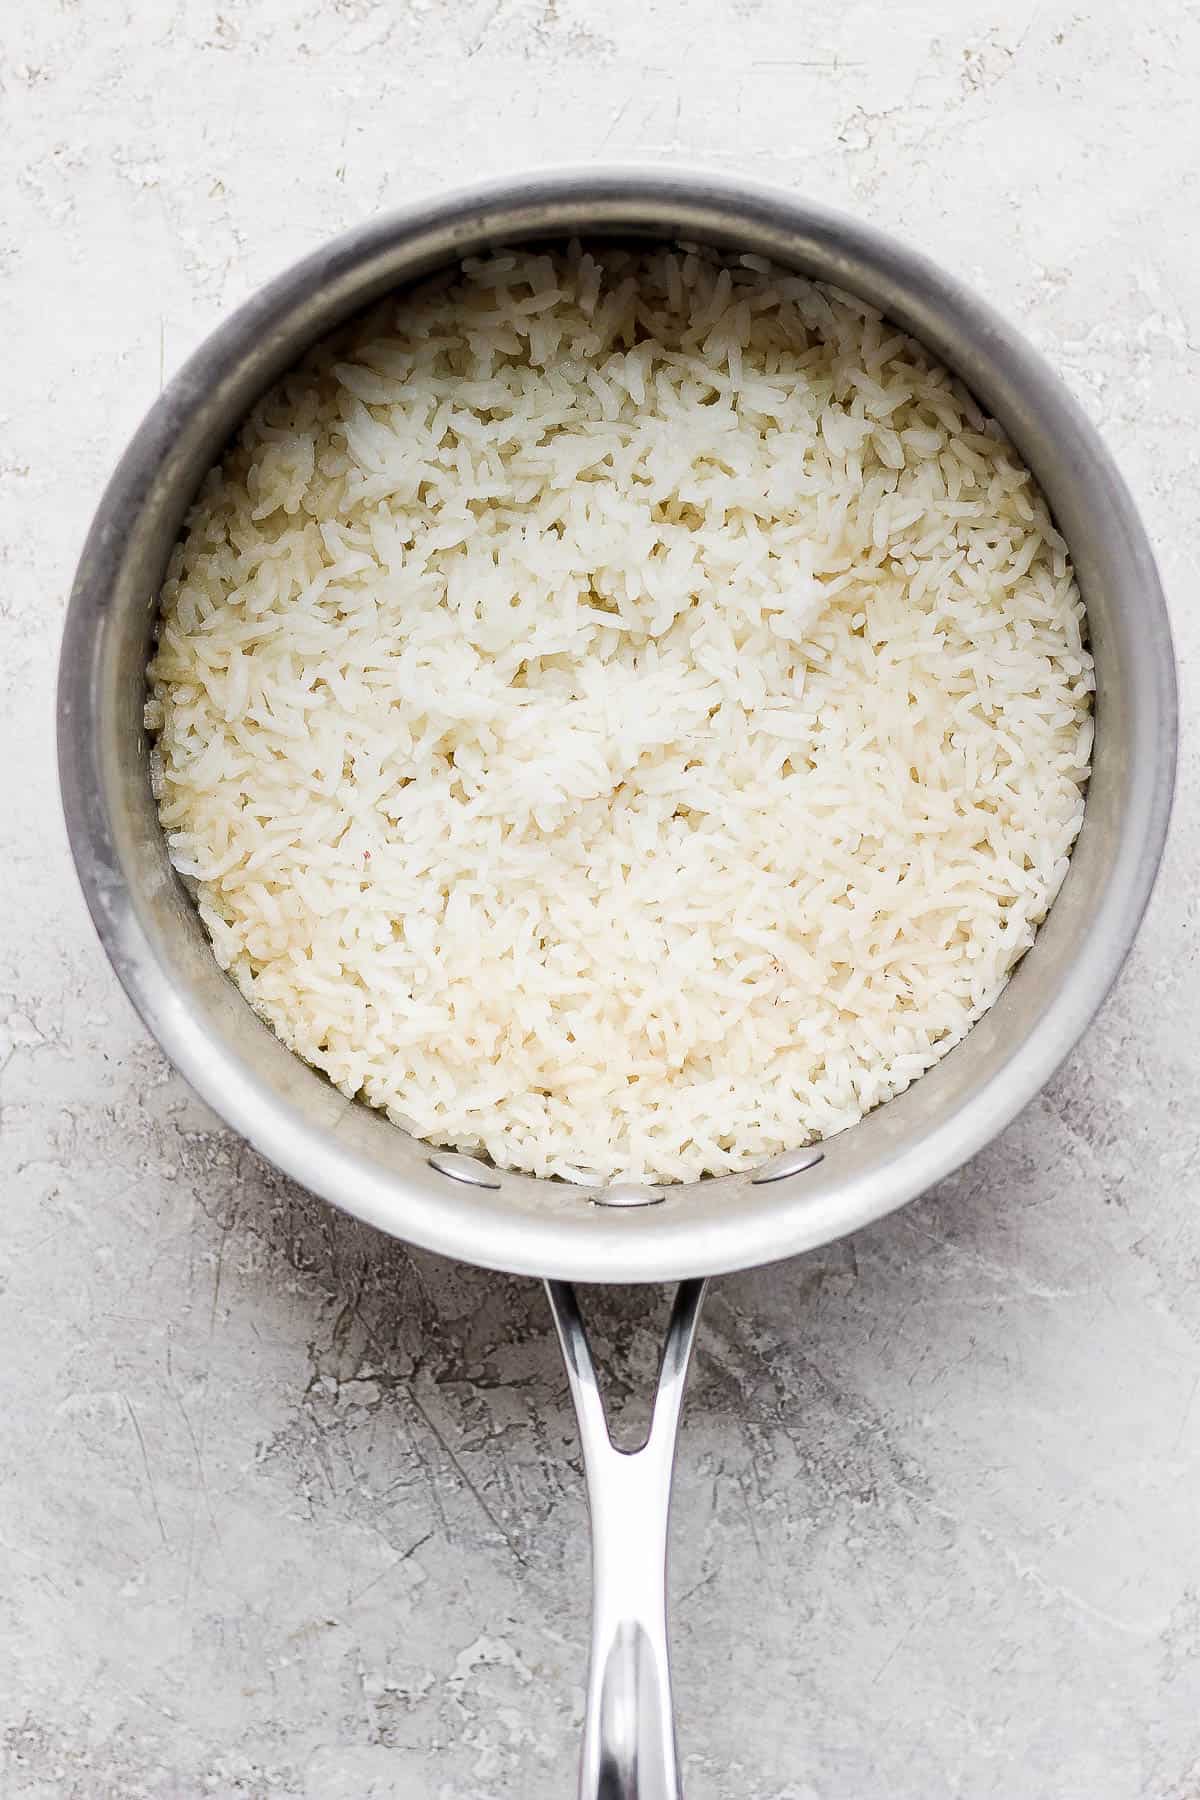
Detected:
[{"left": 57, "top": 170, "right": 1176, "bottom": 1797}]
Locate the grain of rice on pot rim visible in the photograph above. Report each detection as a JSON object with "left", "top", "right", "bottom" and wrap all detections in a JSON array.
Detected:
[{"left": 146, "top": 242, "right": 1094, "bottom": 1186}]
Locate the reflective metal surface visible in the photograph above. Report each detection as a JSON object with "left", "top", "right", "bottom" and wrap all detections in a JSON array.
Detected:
[
  {"left": 547, "top": 1279, "right": 707, "bottom": 1800},
  {"left": 57, "top": 168, "right": 1177, "bottom": 1283}
]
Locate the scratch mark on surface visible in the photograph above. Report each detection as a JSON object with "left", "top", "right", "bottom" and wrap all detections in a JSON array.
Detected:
[
  {"left": 406, "top": 1432, "right": 451, "bottom": 1540},
  {"left": 870, "top": 1588, "right": 943, "bottom": 1684},
  {"left": 348, "top": 1529, "right": 434, "bottom": 1608},
  {"left": 599, "top": 97, "right": 632, "bottom": 149},
  {"left": 1013, "top": 0, "right": 1045, "bottom": 60},
  {"left": 174, "top": 1384, "right": 221, "bottom": 1612},
  {"left": 751, "top": 57, "right": 865, "bottom": 70},
  {"left": 406, "top": 1386, "right": 528, "bottom": 1568},
  {"left": 208, "top": 1206, "right": 234, "bottom": 1336},
  {"left": 124, "top": 1395, "right": 168, "bottom": 1545},
  {"left": 466, "top": 0, "right": 505, "bottom": 57},
  {"left": 678, "top": 1568, "right": 716, "bottom": 1608},
  {"left": 1172, "top": 1373, "right": 1199, "bottom": 1453}
]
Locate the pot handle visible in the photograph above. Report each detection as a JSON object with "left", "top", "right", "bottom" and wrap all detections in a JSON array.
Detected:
[{"left": 545, "top": 1278, "right": 708, "bottom": 1800}]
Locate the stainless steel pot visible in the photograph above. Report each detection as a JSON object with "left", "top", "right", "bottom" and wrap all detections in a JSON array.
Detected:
[{"left": 58, "top": 170, "right": 1177, "bottom": 1799}]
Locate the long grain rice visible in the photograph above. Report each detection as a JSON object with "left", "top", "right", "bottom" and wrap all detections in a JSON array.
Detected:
[{"left": 147, "top": 244, "right": 1093, "bottom": 1184}]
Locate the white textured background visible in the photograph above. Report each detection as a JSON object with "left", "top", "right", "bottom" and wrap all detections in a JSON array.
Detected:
[{"left": 4, "top": 3, "right": 1199, "bottom": 1796}]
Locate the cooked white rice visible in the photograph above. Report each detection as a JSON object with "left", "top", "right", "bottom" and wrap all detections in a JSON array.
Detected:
[{"left": 147, "top": 242, "right": 1093, "bottom": 1186}]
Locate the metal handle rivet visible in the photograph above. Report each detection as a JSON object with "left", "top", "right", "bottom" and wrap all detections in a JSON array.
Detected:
[
  {"left": 750, "top": 1146, "right": 825, "bottom": 1184},
  {"left": 428, "top": 1151, "right": 502, "bottom": 1189},
  {"left": 593, "top": 1182, "right": 666, "bottom": 1208}
]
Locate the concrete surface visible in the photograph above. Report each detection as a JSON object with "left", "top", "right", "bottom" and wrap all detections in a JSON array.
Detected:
[{"left": 3, "top": 1, "right": 1199, "bottom": 1794}]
